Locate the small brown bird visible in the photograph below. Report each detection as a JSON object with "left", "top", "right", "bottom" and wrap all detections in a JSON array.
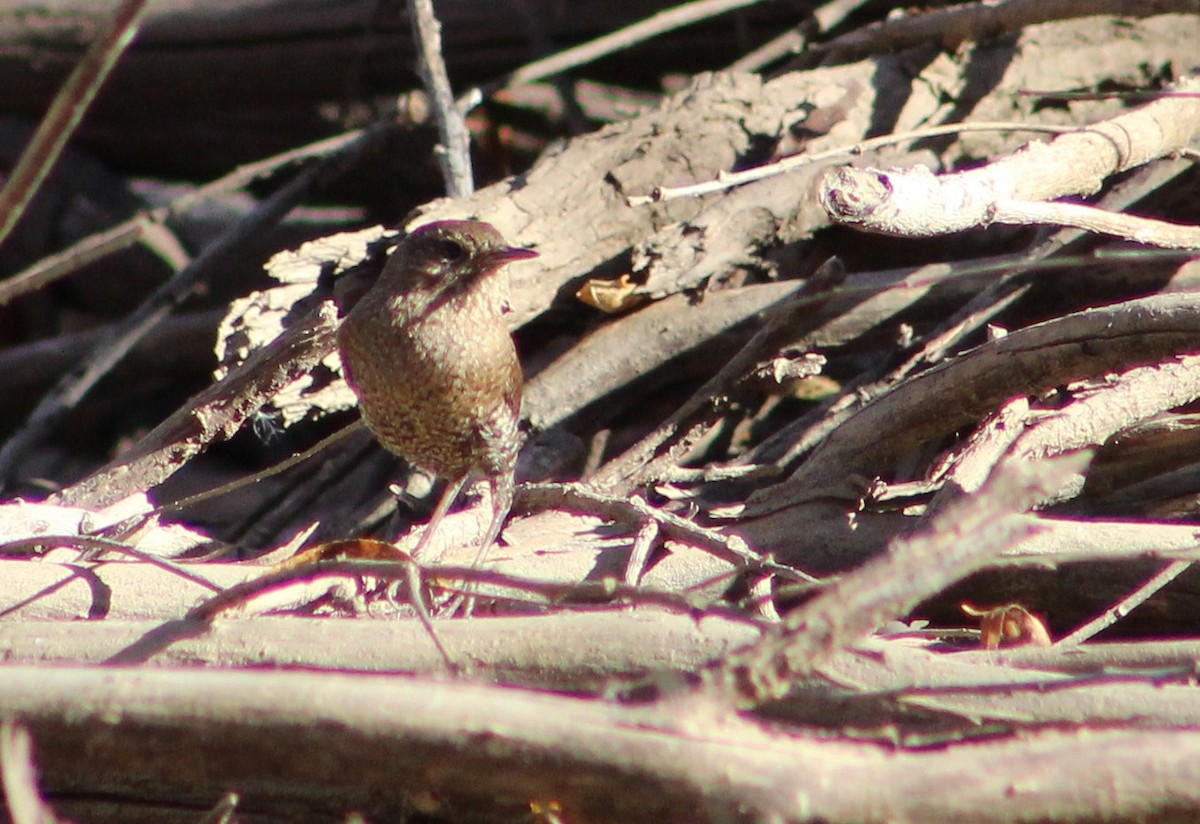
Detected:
[{"left": 337, "top": 219, "right": 538, "bottom": 562}]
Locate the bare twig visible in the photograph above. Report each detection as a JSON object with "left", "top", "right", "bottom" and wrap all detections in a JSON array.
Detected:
[
  {"left": 626, "top": 121, "right": 1074, "bottom": 205},
  {"left": 0, "top": 535, "right": 222, "bottom": 592},
  {"left": 987, "top": 198, "right": 1200, "bottom": 248},
  {"left": 0, "top": 127, "right": 375, "bottom": 307},
  {"left": 587, "top": 259, "right": 841, "bottom": 492},
  {"left": 56, "top": 301, "right": 342, "bottom": 510},
  {"left": 725, "top": 0, "right": 873, "bottom": 72},
  {"left": 1056, "top": 560, "right": 1193, "bottom": 646},
  {"left": 462, "top": 0, "right": 769, "bottom": 106},
  {"left": 516, "top": 482, "right": 769, "bottom": 570},
  {"left": 737, "top": 157, "right": 1199, "bottom": 478},
  {"left": 958, "top": 637, "right": 1200, "bottom": 673},
  {"left": 0, "top": 0, "right": 149, "bottom": 250},
  {"left": 197, "top": 793, "right": 240, "bottom": 824},
  {"left": 725, "top": 27, "right": 806, "bottom": 73},
  {"left": 1008, "top": 356, "right": 1200, "bottom": 469},
  {"left": 154, "top": 420, "right": 367, "bottom": 516},
  {"left": 186, "top": 558, "right": 768, "bottom": 628},
  {"left": 813, "top": 0, "right": 1200, "bottom": 64},
  {"left": 509, "top": 0, "right": 590, "bottom": 135},
  {"left": 826, "top": 165, "right": 1200, "bottom": 247},
  {"left": 736, "top": 289, "right": 1200, "bottom": 518},
  {"left": 819, "top": 73, "right": 1200, "bottom": 243},
  {"left": 407, "top": 0, "right": 473, "bottom": 197},
  {"left": 623, "top": 520, "right": 660, "bottom": 586}
]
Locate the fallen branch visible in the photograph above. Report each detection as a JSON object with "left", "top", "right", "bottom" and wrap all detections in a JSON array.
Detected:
[{"left": 819, "top": 73, "right": 1200, "bottom": 245}]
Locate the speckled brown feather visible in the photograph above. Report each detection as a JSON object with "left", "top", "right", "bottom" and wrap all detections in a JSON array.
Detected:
[{"left": 336, "top": 220, "right": 536, "bottom": 559}]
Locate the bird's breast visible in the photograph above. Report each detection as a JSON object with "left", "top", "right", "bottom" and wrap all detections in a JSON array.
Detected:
[{"left": 337, "top": 292, "right": 521, "bottom": 478}]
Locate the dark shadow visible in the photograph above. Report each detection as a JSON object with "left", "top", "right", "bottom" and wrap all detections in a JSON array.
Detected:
[
  {"left": 910, "top": 33, "right": 1021, "bottom": 160},
  {"left": 103, "top": 618, "right": 211, "bottom": 665},
  {"left": 0, "top": 563, "right": 110, "bottom": 620}
]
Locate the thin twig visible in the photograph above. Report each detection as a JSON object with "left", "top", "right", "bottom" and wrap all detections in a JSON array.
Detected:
[
  {"left": 155, "top": 421, "right": 367, "bottom": 516},
  {"left": 55, "top": 300, "right": 343, "bottom": 510},
  {"left": 187, "top": 558, "right": 770, "bottom": 628},
  {"left": 516, "top": 482, "right": 767, "bottom": 570},
  {"left": 730, "top": 156, "right": 1197, "bottom": 479},
  {"left": 819, "top": 73, "right": 1200, "bottom": 241},
  {"left": 626, "top": 121, "right": 1074, "bottom": 205},
  {"left": 460, "top": 0, "right": 769, "bottom": 108},
  {"left": 196, "top": 794, "right": 240, "bottom": 824},
  {"left": 509, "top": 0, "right": 590, "bottom": 135},
  {"left": 0, "top": 0, "right": 149, "bottom": 250},
  {"left": 587, "top": 258, "right": 843, "bottom": 493},
  {"left": 988, "top": 198, "right": 1200, "bottom": 248},
  {"left": 623, "top": 520, "right": 660, "bottom": 586},
  {"left": 725, "top": 0, "right": 873, "bottom": 72},
  {"left": 811, "top": 0, "right": 1200, "bottom": 64},
  {"left": 0, "top": 127, "right": 372, "bottom": 307},
  {"left": 1056, "top": 561, "right": 1193, "bottom": 646},
  {"left": 725, "top": 26, "right": 806, "bottom": 73},
  {"left": 407, "top": 0, "right": 473, "bottom": 197},
  {"left": 1, "top": 220, "right": 161, "bottom": 307},
  {"left": 0, "top": 535, "right": 223, "bottom": 592}
]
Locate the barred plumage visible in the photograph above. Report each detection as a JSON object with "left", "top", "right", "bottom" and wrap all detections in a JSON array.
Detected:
[{"left": 337, "top": 220, "right": 537, "bottom": 562}]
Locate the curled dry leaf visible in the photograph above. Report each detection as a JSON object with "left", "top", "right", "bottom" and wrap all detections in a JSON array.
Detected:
[
  {"left": 962, "top": 602, "right": 1053, "bottom": 650},
  {"left": 191, "top": 538, "right": 417, "bottom": 622},
  {"left": 273, "top": 537, "right": 412, "bottom": 572},
  {"left": 575, "top": 273, "right": 649, "bottom": 314}
]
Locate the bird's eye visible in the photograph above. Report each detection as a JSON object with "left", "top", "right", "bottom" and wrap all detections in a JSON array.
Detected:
[{"left": 434, "top": 239, "right": 465, "bottom": 262}]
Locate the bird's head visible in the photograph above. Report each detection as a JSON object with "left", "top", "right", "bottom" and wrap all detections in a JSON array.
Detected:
[{"left": 388, "top": 220, "right": 538, "bottom": 298}]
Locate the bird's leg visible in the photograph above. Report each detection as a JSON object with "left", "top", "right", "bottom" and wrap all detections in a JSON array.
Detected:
[
  {"left": 447, "top": 472, "right": 515, "bottom": 618},
  {"left": 409, "top": 475, "right": 468, "bottom": 559},
  {"left": 471, "top": 471, "right": 514, "bottom": 569},
  {"left": 392, "top": 475, "right": 469, "bottom": 646},
  {"left": 403, "top": 471, "right": 514, "bottom": 617}
]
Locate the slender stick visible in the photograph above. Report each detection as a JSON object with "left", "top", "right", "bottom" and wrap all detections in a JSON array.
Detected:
[
  {"left": 1056, "top": 560, "right": 1193, "bottom": 646},
  {"left": 626, "top": 121, "right": 1074, "bottom": 205},
  {"left": 0, "top": 127, "right": 371, "bottom": 307},
  {"left": 0, "top": 0, "right": 149, "bottom": 250},
  {"left": 460, "top": 0, "right": 768, "bottom": 107},
  {"left": 407, "top": 0, "right": 474, "bottom": 197}
]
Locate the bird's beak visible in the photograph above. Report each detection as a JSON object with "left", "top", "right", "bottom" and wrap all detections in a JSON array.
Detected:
[{"left": 481, "top": 245, "right": 539, "bottom": 270}]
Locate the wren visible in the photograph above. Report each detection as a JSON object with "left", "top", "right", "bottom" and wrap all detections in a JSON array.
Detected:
[{"left": 337, "top": 219, "right": 538, "bottom": 563}]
